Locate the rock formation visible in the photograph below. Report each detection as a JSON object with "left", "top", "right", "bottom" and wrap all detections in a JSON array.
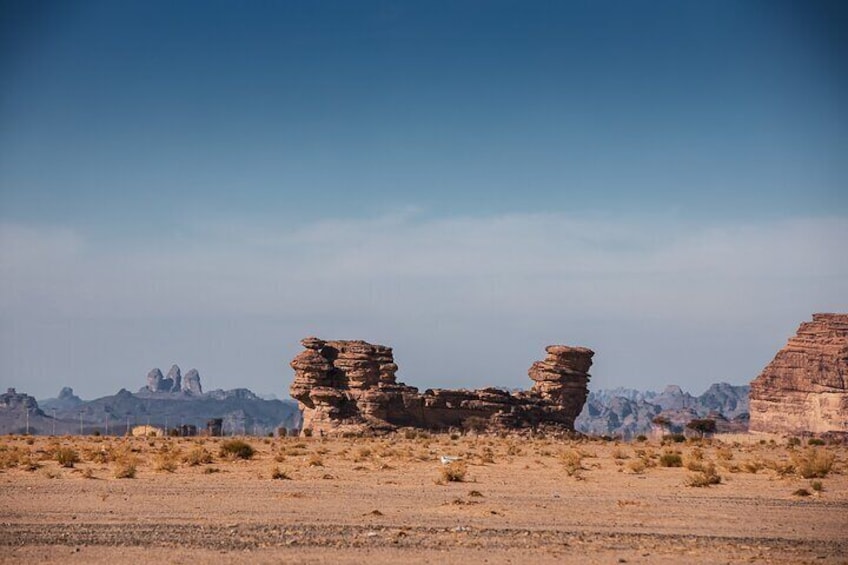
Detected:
[
  {"left": 183, "top": 369, "right": 203, "bottom": 395},
  {"left": 142, "top": 366, "right": 203, "bottom": 395},
  {"left": 147, "top": 368, "right": 165, "bottom": 392},
  {"left": 166, "top": 365, "right": 182, "bottom": 393},
  {"left": 289, "top": 338, "right": 593, "bottom": 436},
  {"left": 749, "top": 313, "right": 848, "bottom": 434}
]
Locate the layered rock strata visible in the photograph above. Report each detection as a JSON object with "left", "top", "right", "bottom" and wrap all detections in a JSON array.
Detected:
[
  {"left": 749, "top": 313, "right": 848, "bottom": 434},
  {"left": 289, "top": 338, "right": 593, "bottom": 436}
]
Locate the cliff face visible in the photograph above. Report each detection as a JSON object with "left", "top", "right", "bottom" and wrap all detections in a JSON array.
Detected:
[
  {"left": 749, "top": 313, "right": 848, "bottom": 434},
  {"left": 289, "top": 338, "right": 593, "bottom": 436}
]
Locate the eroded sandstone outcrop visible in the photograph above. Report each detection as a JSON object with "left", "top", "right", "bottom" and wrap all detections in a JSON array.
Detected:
[
  {"left": 289, "top": 338, "right": 593, "bottom": 436},
  {"left": 749, "top": 313, "right": 848, "bottom": 434}
]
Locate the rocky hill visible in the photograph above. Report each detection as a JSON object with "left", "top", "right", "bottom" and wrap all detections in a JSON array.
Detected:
[
  {"left": 749, "top": 313, "right": 848, "bottom": 434},
  {"left": 1, "top": 367, "right": 301, "bottom": 436},
  {"left": 575, "top": 382, "right": 749, "bottom": 438}
]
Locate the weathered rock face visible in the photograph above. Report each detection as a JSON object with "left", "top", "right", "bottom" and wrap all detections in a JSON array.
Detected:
[
  {"left": 142, "top": 366, "right": 203, "bottom": 395},
  {"left": 167, "top": 365, "right": 182, "bottom": 393},
  {"left": 289, "top": 337, "right": 593, "bottom": 436},
  {"left": 147, "top": 369, "right": 166, "bottom": 392},
  {"left": 183, "top": 369, "right": 203, "bottom": 395},
  {"left": 749, "top": 313, "right": 848, "bottom": 434}
]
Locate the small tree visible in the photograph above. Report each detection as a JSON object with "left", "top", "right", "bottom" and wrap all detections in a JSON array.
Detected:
[{"left": 686, "top": 419, "right": 716, "bottom": 438}]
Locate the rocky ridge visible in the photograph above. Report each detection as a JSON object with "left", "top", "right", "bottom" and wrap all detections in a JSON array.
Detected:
[
  {"left": 749, "top": 313, "right": 848, "bottom": 434},
  {"left": 575, "top": 383, "right": 749, "bottom": 438},
  {"left": 289, "top": 337, "right": 593, "bottom": 435}
]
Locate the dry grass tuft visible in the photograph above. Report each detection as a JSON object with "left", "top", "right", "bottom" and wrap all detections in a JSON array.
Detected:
[
  {"left": 793, "top": 448, "right": 835, "bottom": 479},
  {"left": 438, "top": 461, "right": 468, "bottom": 483},
  {"left": 686, "top": 462, "right": 721, "bottom": 487}
]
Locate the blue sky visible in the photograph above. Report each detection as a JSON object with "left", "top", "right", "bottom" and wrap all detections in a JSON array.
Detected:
[{"left": 1, "top": 1, "right": 846, "bottom": 399}]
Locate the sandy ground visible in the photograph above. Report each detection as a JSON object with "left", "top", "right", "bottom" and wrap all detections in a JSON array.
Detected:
[{"left": 1, "top": 433, "right": 846, "bottom": 564}]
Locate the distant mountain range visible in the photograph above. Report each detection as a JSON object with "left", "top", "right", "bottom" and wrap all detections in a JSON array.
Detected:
[
  {"left": 575, "top": 382, "right": 750, "bottom": 438},
  {"left": 2, "top": 371, "right": 747, "bottom": 438},
  {"left": 0, "top": 366, "right": 301, "bottom": 436}
]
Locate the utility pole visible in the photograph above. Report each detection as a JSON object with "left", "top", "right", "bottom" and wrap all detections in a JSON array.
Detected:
[
  {"left": 25, "top": 409, "right": 29, "bottom": 435},
  {"left": 52, "top": 409, "right": 56, "bottom": 435},
  {"left": 79, "top": 411, "right": 83, "bottom": 435},
  {"left": 105, "top": 414, "right": 109, "bottom": 436}
]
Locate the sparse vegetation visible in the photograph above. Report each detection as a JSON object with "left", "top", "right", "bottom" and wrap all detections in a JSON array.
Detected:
[
  {"left": 439, "top": 461, "right": 467, "bottom": 483},
  {"left": 686, "top": 462, "right": 721, "bottom": 487},
  {"left": 184, "top": 446, "right": 214, "bottom": 466},
  {"left": 219, "top": 439, "right": 255, "bottom": 460},
  {"left": 271, "top": 466, "right": 291, "bottom": 480},
  {"left": 55, "top": 447, "right": 80, "bottom": 468},
  {"left": 659, "top": 452, "right": 683, "bottom": 467},
  {"left": 793, "top": 448, "right": 834, "bottom": 479}
]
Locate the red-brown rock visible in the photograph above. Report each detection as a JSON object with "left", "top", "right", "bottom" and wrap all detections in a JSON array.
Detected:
[
  {"left": 749, "top": 313, "right": 848, "bottom": 434},
  {"left": 288, "top": 337, "right": 593, "bottom": 436}
]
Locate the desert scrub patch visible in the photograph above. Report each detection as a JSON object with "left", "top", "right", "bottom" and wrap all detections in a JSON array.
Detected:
[
  {"left": 183, "top": 446, "right": 214, "bottom": 466},
  {"left": 686, "top": 462, "right": 721, "bottom": 487},
  {"left": 219, "top": 439, "right": 255, "bottom": 460},
  {"left": 0, "top": 445, "right": 28, "bottom": 469},
  {"left": 307, "top": 453, "right": 324, "bottom": 467},
  {"left": 611, "top": 446, "right": 630, "bottom": 460},
  {"left": 154, "top": 449, "right": 180, "bottom": 472},
  {"left": 626, "top": 458, "right": 649, "bottom": 474},
  {"left": 55, "top": 447, "right": 80, "bottom": 468},
  {"left": 793, "top": 448, "right": 835, "bottom": 479},
  {"left": 270, "top": 466, "right": 292, "bottom": 480},
  {"left": 560, "top": 449, "right": 583, "bottom": 477},
  {"left": 659, "top": 451, "right": 683, "bottom": 468},
  {"left": 112, "top": 445, "right": 140, "bottom": 479},
  {"left": 438, "top": 461, "right": 468, "bottom": 483}
]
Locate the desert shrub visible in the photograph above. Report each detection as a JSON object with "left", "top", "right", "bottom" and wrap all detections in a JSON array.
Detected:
[
  {"left": 183, "top": 446, "right": 214, "bottom": 466},
  {"left": 627, "top": 458, "right": 647, "bottom": 474},
  {"left": 81, "top": 467, "right": 96, "bottom": 479},
  {"left": 686, "top": 462, "right": 721, "bottom": 487},
  {"left": 659, "top": 452, "right": 683, "bottom": 467},
  {"left": 807, "top": 438, "right": 826, "bottom": 446},
  {"left": 55, "top": 447, "right": 80, "bottom": 468},
  {"left": 219, "top": 439, "right": 255, "bottom": 460},
  {"left": 302, "top": 428, "right": 313, "bottom": 437},
  {"left": 354, "top": 447, "right": 372, "bottom": 462},
  {"left": 0, "top": 445, "right": 27, "bottom": 469},
  {"left": 787, "top": 437, "right": 801, "bottom": 447},
  {"left": 204, "top": 466, "right": 221, "bottom": 474},
  {"left": 307, "top": 453, "right": 324, "bottom": 467},
  {"left": 271, "top": 466, "right": 291, "bottom": 480},
  {"left": 112, "top": 445, "right": 140, "bottom": 478},
  {"left": 439, "top": 461, "right": 467, "bottom": 483},
  {"left": 113, "top": 459, "right": 137, "bottom": 479},
  {"left": 154, "top": 450, "right": 179, "bottom": 472},
  {"left": 635, "top": 435, "right": 648, "bottom": 442},
  {"left": 663, "top": 434, "right": 686, "bottom": 444},
  {"left": 561, "top": 449, "right": 583, "bottom": 476},
  {"left": 716, "top": 447, "right": 733, "bottom": 461},
  {"left": 793, "top": 448, "right": 834, "bottom": 479},
  {"left": 810, "top": 480, "right": 824, "bottom": 492},
  {"left": 611, "top": 446, "right": 629, "bottom": 460},
  {"left": 792, "top": 488, "right": 811, "bottom": 497}
]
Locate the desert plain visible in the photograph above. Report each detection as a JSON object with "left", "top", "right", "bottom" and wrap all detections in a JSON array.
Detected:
[{"left": 1, "top": 432, "right": 846, "bottom": 564}]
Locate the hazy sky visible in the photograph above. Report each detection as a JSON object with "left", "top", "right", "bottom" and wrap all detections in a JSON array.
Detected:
[{"left": 1, "top": 1, "right": 846, "bottom": 400}]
